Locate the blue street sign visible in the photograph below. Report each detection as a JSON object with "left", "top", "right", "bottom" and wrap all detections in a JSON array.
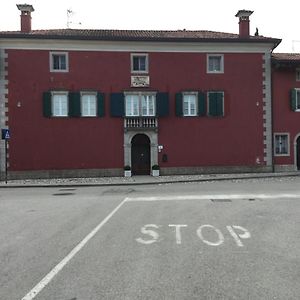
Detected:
[{"left": 1, "top": 129, "right": 10, "bottom": 140}]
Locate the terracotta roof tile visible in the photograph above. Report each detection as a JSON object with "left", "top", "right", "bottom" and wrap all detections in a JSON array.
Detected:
[
  {"left": 0, "top": 28, "right": 280, "bottom": 44},
  {"left": 272, "top": 53, "right": 300, "bottom": 61}
]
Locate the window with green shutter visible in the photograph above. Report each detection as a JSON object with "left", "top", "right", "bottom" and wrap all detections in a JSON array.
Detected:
[
  {"left": 110, "top": 93, "right": 125, "bottom": 117},
  {"left": 69, "top": 92, "right": 81, "bottom": 117},
  {"left": 42, "top": 91, "right": 52, "bottom": 117},
  {"left": 198, "top": 92, "right": 206, "bottom": 116},
  {"left": 156, "top": 92, "right": 169, "bottom": 117},
  {"left": 208, "top": 92, "right": 224, "bottom": 117},
  {"left": 97, "top": 93, "right": 105, "bottom": 117},
  {"left": 290, "top": 89, "right": 300, "bottom": 111},
  {"left": 175, "top": 93, "right": 183, "bottom": 116}
]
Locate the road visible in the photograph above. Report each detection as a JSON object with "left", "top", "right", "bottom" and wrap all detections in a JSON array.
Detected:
[{"left": 0, "top": 177, "right": 300, "bottom": 300}]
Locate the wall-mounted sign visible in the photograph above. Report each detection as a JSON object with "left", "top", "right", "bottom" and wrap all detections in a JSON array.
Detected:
[{"left": 131, "top": 76, "right": 150, "bottom": 87}]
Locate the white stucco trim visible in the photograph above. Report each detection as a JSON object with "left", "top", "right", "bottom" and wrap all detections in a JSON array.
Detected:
[
  {"left": 0, "top": 38, "right": 276, "bottom": 53},
  {"left": 262, "top": 52, "right": 272, "bottom": 166},
  {"left": 0, "top": 49, "right": 8, "bottom": 174}
]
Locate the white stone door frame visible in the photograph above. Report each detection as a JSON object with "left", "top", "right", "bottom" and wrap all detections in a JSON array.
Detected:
[{"left": 124, "top": 131, "right": 158, "bottom": 170}]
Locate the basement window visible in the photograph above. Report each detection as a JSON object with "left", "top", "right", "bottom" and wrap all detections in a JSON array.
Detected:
[{"left": 50, "top": 52, "right": 69, "bottom": 72}]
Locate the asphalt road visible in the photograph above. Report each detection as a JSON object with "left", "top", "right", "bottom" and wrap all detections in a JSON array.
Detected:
[{"left": 0, "top": 177, "right": 300, "bottom": 300}]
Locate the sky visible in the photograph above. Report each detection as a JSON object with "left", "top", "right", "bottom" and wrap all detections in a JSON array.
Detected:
[{"left": 1, "top": 0, "right": 300, "bottom": 53}]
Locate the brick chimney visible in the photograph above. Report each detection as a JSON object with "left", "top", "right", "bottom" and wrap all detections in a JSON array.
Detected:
[
  {"left": 235, "top": 10, "right": 253, "bottom": 38},
  {"left": 17, "top": 4, "right": 34, "bottom": 33}
]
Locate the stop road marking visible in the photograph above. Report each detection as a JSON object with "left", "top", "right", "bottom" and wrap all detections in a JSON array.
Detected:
[{"left": 136, "top": 224, "right": 251, "bottom": 247}]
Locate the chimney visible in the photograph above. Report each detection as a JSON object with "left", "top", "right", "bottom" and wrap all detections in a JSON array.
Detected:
[
  {"left": 235, "top": 10, "right": 253, "bottom": 38},
  {"left": 17, "top": 4, "right": 34, "bottom": 33}
]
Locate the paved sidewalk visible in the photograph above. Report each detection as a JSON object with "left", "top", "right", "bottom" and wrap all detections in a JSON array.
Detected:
[{"left": 0, "top": 171, "right": 299, "bottom": 188}]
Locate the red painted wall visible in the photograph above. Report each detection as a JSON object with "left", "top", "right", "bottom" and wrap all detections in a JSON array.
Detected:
[
  {"left": 272, "top": 67, "right": 300, "bottom": 166},
  {"left": 7, "top": 49, "right": 265, "bottom": 171}
]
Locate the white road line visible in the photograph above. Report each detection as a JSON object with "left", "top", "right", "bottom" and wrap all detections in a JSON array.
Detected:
[
  {"left": 126, "top": 193, "right": 300, "bottom": 202},
  {"left": 21, "top": 198, "right": 128, "bottom": 300}
]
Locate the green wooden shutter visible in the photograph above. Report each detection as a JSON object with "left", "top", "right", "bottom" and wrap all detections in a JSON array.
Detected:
[
  {"left": 208, "top": 92, "right": 217, "bottom": 116},
  {"left": 97, "top": 93, "right": 105, "bottom": 117},
  {"left": 290, "top": 89, "right": 297, "bottom": 111},
  {"left": 68, "top": 92, "right": 81, "bottom": 117},
  {"left": 216, "top": 92, "right": 224, "bottom": 116},
  {"left": 175, "top": 93, "right": 183, "bottom": 116},
  {"left": 110, "top": 93, "right": 125, "bottom": 117},
  {"left": 209, "top": 92, "right": 224, "bottom": 117},
  {"left": 42, "top": 91, "right": 52, "bottom": 117},
  {"left": 198, "top": 92, "right": 206, "bottom": 116},
  {"left": 156, "top": 92, "right": 169, "bottom": 117}
]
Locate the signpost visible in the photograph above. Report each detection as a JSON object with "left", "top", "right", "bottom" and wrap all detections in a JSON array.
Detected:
[{"left": 1, "top": 129, "right": 10, "bottom": 183}]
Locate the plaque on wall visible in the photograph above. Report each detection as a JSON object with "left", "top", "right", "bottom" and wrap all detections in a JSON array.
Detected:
[{"left": 131, "top": 76, "right": 150, "bottom": 87}]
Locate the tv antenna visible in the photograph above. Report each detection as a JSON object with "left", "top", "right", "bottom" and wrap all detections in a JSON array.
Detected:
[{"left": 67, "top": 8, "right": 82, "bottom": 28}]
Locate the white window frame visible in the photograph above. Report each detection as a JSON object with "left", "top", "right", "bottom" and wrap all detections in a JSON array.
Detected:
[
  {"left": 274, "top": 133, "right": 290, "bottom": 156},
  {"left": 51, "top": 91, "right": 68, "bottom": 117},
  {"left": 141, "top": 94, "right": 155, "bottom": 116},
  {"left": 296, "top": 68, "right": 300, "bottom": 81},
  {"left": 131, "top": 53, "right": 149, "bottom": 74},
  {"left": 81, "top": 92, "right": 97, "bottom": 117},
  {"left": 124, "top": 92, "right": 156, "bottom": 117},
  {"left": 50, "top": 52, "right": 69, "bottom": 72},
  {"left": 207, "top": 54, "right": 224, "bottom": 74},
  {"left": 183, "top": 92, "right": 198, "bottom": 117}
]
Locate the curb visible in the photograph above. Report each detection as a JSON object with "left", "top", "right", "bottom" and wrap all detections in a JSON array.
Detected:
[{"left": 0, "top": 172, "right": 299, "bottom": 188}]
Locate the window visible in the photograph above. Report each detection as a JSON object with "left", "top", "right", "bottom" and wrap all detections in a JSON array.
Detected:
[
  {"left": 207, "top": 54, "right": 224, "bottom": 73},
  {"left": 52, "top": 92, "right": 68, "bottom": 116},
  {"left": 274, "top": 134, "right": 289, "bottom": 156},
  {"left": 81, "top": 93, "right": 97, "bottom": 117},
  {"left": 208, "top": 92, "right": 224, "bottom": 116},
  {"left": 183, "top": 94, "right": 197, "bottom": 116},
  {"left": 290, "top": 88, "right": 300, "bottom": 111},
  {"left": 125, "top": 93, "right": 156, "bottom": 116},
  {"left": 296, "top": 69, "right": 300, "bottom": 81},
  {"left": 50, "top": 52, "right": 69, "bottom": 72},
  {"left": 141, "top": 95, "right": 155, "bottom": 116},
  {"left": 131, "top": 54, "right": 148, "bottom": 73}
]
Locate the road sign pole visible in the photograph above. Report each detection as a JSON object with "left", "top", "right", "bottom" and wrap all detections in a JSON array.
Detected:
[{"left": 5, "top": 139, "right": 8, "bottom": 184}]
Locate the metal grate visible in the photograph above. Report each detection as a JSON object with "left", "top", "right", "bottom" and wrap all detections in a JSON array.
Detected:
[{"left": 210, "top": 199, "right": 232, "bottom": 203}]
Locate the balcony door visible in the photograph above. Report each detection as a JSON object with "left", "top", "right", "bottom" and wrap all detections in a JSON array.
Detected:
[{"left": 131, "top": 134, "right": 150, "bottom": 175}]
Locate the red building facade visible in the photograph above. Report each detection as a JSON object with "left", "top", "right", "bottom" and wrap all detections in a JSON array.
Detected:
[{"left": 0, "top": 5, "right": 299, "bottom": 179}]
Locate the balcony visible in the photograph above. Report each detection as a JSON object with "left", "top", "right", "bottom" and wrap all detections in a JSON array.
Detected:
[{"left": 124, "top": 117, "right": 158, "bottom": 131}]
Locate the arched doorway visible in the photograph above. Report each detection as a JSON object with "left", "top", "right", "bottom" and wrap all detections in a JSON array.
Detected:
[
  {"left": 131, "top": 134, "right": 150, "bottom": 175},
  {"left": 296, "top": 136, "right": 300, "bottom": 170}
]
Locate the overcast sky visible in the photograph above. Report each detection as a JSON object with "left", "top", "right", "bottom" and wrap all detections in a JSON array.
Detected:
[{"left": 1, "top": 0, "right": 300, "bottom": 53}]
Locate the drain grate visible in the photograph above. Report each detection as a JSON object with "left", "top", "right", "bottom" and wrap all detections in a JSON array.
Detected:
[
  {"left": 59, "top": 188, "right": 77, "bottom": 191},
  {"left": 211, "top": 199, "right": 232, "bottom": 203},
  {"left": 52, "top": 192, "right": 75, "bottom": 196}
]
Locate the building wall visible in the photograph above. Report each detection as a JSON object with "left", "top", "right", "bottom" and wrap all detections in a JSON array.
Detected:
[
  {"left": 272, "top": 66, "right": 300, "bottom": 170},
  {"left": 6, "top": 49, "right": 267, "bottom": 175}
]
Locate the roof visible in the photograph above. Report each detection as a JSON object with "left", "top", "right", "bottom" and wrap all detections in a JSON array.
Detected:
[
  {"left": 272, "top": 53, "right": 300, "bottom": 62},
  {"left": 0, "top": 28, "right": 281, "bottom": 45}
]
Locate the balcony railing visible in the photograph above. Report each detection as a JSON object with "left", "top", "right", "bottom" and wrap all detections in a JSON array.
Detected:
[{"left": 124, "top": 117, "right": 158, "bottom": 130}]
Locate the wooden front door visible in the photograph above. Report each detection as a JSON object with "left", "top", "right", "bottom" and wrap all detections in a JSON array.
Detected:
[{"left": 131, "top": 134, "right": 150, "bottom": 175}]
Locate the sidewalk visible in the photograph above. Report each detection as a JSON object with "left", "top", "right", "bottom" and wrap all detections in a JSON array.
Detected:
[{"left": 0, "top": 171, "right": 299, "bottom": 188}]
